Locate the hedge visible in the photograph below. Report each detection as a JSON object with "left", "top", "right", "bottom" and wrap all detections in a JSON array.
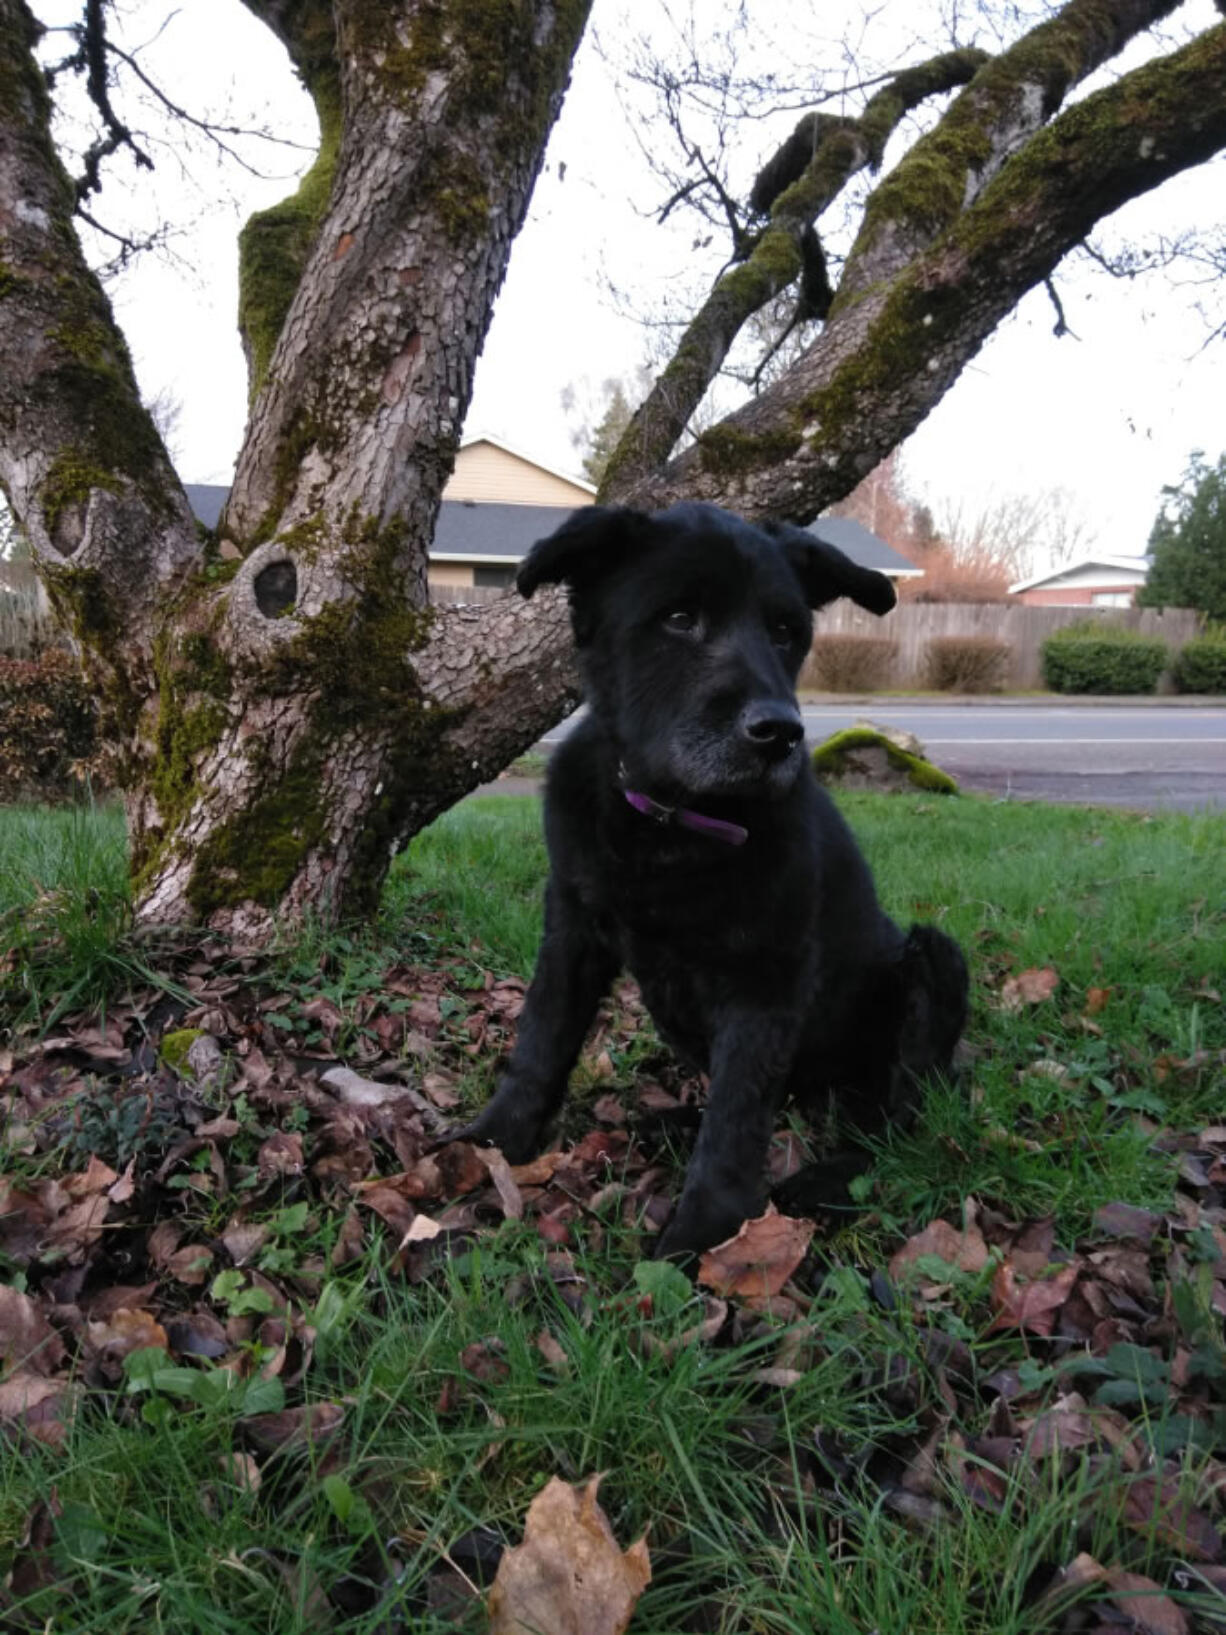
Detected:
[
  {"left": 1171, "top": 630, "right": 1226, "bottom": 694},
  {"left": 0, "top": 650, "right": 100, "bottom": 799},
  {"left": 804, "top": 634, "right": 897, "bottom": 692},
  {"left": 1041, "top": 622, "right": 1168, "bottom": 695},
  {"left": 923, "top": 635, "right": 1013, "bottom": 693}
]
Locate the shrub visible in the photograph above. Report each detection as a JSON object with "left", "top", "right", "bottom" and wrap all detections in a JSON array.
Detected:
[
  {"left": 1041, "top": 622, "right": 1168, "bottom": 695},
  {"left": 803, "top": 635, "right": 897, "bottom": 692},
  {"left": 923, "top": 635, "right": 1013, "bottom": 693},
  {"left": 0, "top": 650, "right": 99, "bottom": 798},
  {"left": 1171, "top": 629, "right": 1226, "bottom": 693}
]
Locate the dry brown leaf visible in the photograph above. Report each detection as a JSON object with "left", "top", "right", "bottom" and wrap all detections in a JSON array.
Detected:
[
  {"left": 331, "top": 1208, "right": 366, "bottom": 1267},
  {"left": 697, "top": 1206, "right": 814, "bottom": 1299},
  {"left": 998, "top": 965, "right": 1059, "bottom": 1011},
  {"left": 1085, "top": 986, "right": 1114, "bottom": 1015},
  {"left": 0, "top": 1371, "right": 75, "bottom": 1449},
  {"left": 221, "top": 1223, "right": 270, "bottom": 1266},
  {"left": 535, "top": 1330, "right": 570, "bottom": 1371},
  {"left": 479, "top": 1148, "right": 524, "bottom": 1221},
  {"left": 243, "top": 1401, "right": 345, "bottom": 1453},
  {"left": 85, "top": 1308, "right": 169, "bottom": 1367},
  {"left": 257, "top": 1131, "right": 304, "bottom": 1178},
  {"left": 488, "top": 1475, "right": 650, "bottom": 1635},
  {"left": 64, "top": 1154, "right": 120, "bottom": 1197},
  {"left": 507, "top": 1152, "right": 570, "bottom": 1187},
  {"left": 0, "top": 1285, "right": 65, "bottom": 1375},
  {"left": 988, "top": 1257, "right": 1079, "bottom": 1335},
  {"left": 165, "top": 1243, "right": 214, "bottom": 1286},
  {"left": 1103, "top": 1568, "right": 1190, "bottom": 1635},
  {"left": 889, "top": 1217, "right": 990, "bottom": 1281}
]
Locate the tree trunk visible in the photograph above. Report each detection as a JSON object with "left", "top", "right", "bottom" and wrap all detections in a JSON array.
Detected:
[
  {"left": 2, "top": 0, "right": 1225, "bottom": 943},
  {"left": 1, "top": 0, "right": 589, "bottom": 939}
]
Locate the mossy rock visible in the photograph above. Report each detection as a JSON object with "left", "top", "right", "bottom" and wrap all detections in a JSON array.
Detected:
[
  {"left": 812, "top": 727, "right": 958, "bottom": 795},
  {"left": 159, "top": 1028, "right": 206, "bottom": 1077}
]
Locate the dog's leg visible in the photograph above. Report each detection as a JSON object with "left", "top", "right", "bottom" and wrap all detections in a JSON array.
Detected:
[
  {"left": 654, "top": 1008, "right": 797, "bottom": 1262},
  {"left": 456, "top": 882, "right": 618, "bottom": 1164}
]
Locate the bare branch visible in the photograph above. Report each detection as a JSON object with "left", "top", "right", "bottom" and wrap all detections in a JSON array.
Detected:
[
  {"left": 602, "top": 46, "right": 987, "bottom": 498},
  {"left": 617, "top": 19, "right": 1226, "bottom": 521}
]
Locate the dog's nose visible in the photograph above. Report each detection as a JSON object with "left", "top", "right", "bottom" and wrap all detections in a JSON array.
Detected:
[{"left": 740, "top": 701, "right": 804, "bottom": 756}]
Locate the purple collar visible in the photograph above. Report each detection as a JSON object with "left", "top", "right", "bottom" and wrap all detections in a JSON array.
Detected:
[{"left": 623, "top": 787, "right": 748, "bottom": 847}]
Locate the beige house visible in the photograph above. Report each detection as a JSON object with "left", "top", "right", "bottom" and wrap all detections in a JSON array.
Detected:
[
  {"left": 429, "top": 435, "right": 595, "bottom": 592},
  {"left": 182, "top": 436, "right": 920, "bottom": 597}
]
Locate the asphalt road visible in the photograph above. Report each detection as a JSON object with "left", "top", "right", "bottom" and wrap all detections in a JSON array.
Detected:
[{"left": 535, "top": 703, "right": 1226, "bottom": 813}]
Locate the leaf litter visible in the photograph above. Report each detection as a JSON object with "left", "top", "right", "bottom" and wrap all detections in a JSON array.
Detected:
[{"left": 1, "top": 939, "right": 1226, "bottom": 1626}]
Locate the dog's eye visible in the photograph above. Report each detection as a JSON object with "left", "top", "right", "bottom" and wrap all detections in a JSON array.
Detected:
[
  {"left": 663, "top": 609, "right": 698, "bottom": 635},
  {"left": 773, "top": 621, "right": 798, "bottom": 648}
]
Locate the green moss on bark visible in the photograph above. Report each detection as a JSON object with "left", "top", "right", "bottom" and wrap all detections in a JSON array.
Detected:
[
  {"left": 238, "top": 75, "right": 342, "bottom": 403},
  {"left": 186, "top": 751, "right": 328, "bottom": 917},
  {"left": 174, "top": 513, "right": 463, "bottom": 922},
  {"left": 696, "top": 423, "right": 803, "bottom": 477}
]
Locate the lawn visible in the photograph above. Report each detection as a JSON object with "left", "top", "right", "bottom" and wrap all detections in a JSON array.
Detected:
[{"left": 0, "top": 790, "right": 1224, "bottom": 1632}]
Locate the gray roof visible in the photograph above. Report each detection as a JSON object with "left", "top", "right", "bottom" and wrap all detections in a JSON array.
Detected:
[
  {"left": 808, "top": 514, "right": 920, "bottom": 576},
  {"left": 431, "top": 501, "right": 576, "bottom": 560},
  {"left": 180, "top": 487, "right": 919, "bottom": 577}
]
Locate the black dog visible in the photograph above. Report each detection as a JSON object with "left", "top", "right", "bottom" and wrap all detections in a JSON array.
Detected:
[{"left": 461, "top": 502, "right": 968, "bottom": 1260}]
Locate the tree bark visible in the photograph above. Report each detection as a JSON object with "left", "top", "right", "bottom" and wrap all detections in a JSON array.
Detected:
[
  {"left": 2, "top": 0, "right": 1225, "bottom": 944},
  {"left": 2, "top": 0, "right": 590, "bottom": 939}
]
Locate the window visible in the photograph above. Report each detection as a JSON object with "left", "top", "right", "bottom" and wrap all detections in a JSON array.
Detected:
[
  {"left": 473, "top": 564, "right": 517, "bottom": 589},
  {"left": 1091, "top": 591, "right": 1133, "bottom": 607}
]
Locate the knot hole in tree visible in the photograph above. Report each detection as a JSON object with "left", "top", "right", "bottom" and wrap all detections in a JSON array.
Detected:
[{"left": 253, "top": 559, "right": 297, "bottom": 619}]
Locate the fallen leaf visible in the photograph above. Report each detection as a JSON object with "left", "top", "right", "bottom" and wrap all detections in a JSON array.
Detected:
[
  {"left": 889, "top": 1217, "right": 990, "bottom": 1281},
  {"left": 507, "top": 1152, "right": 570, "bottom": 1187},
  {"left": 488, "top": 1475, "right": 650, "bottom": 1635},
  {"left": 697, "top": 1206, "right": 814, "bottom": 1299},
  {"left": 0, "top": 1285, "right": 65, "bottom": 1375},
  {"left": 257, "top": 1131, "right": 304, "bottom": 1178},
  {"left": 222, "top": 1223, "right": 270, "bottom": 1266},
  {"left": 1085, "top": 986, "right": 1114, "bottom": 1015},
  {"left": 0, "top": 1371, "right": 75, "bottom": 1449},
  {"left": 479, "top": 1148, "right": 524, "bottom": 1221},
  {"left": 85, "top": 1308, "right": 169, "bottom": 1369},
  {"left": 998, "top": 966, "right": 1059, "bottom": 1011},
  {"left": 243, "top": 1401, "right": 345, "bottom": 1453},
  {"left": 1103, "top": 1568, "right": 1190, "bottom": 1635},
  {"left": 535, "top": 1331, "right": 570, "bottom": 1371},
  {"left": 166, "top": 1243, "right": 215, "bottom": 1286},
  {"left": 988, "top": 1257, "right": 1080, "bottom": 1335}
]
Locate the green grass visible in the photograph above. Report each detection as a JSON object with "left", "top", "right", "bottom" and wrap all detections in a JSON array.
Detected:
[{"left": 2, "top": 789, "right": 1226, "bottom": 1630}]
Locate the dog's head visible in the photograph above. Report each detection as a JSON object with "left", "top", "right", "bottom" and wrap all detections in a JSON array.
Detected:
[{"left": 518, "top": 502, "right": 896, "bottom": 802}]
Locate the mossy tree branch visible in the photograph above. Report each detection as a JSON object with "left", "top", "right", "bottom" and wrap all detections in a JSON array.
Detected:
[
  {"left": 0, "top": 0, "right": 199, "bottom": 714},
  {"left": 601, "top": 48, "right": 987, "bottom": 500},
  {"left": 617, "top": 19, "right": 1226, "bottom": 522},
  {"left": 235, "top": 0, "right": 341, "bottom": 402},
  {"left": 225, "top": 0, "right": 593, "bottom": 577},
  {"left": 833, "top": 0, "right": 1187, "bottom": 310}
]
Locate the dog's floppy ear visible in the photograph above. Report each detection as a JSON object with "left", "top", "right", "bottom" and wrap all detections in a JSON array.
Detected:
[
  {"left": 517, "top": 506, "right": 651, "bottom": 599},
  {"left": 762, "top": 520, "right": 897, "bottom": 615}
]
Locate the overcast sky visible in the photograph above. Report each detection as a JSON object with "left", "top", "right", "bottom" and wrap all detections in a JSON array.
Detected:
[{"left": 33, "top": 0, "right": 1226, "bottom": 562}]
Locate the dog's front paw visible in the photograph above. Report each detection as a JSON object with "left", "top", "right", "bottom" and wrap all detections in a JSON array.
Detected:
[
  {"left": 652, "top": 1188, "right": 758, "bottom": 1266},
  {"left": 448, "top": 1084, "right": 550, "bottom": 1165}
]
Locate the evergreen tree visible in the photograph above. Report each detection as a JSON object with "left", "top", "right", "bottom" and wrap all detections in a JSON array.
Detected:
[
  {"left": 1139, "top": 453, "right": 1226, "bottom": 621},
  {"left": 581, "top": 383, "right": 634, "bottom": 486}
]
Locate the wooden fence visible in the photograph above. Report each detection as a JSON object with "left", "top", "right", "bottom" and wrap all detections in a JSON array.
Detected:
[
  {"left": 429, "top": 582, "right": 1204, "bottom": 691},
  {"left": 801, "top": 602, "right": 1203, "bottom": 689}
]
